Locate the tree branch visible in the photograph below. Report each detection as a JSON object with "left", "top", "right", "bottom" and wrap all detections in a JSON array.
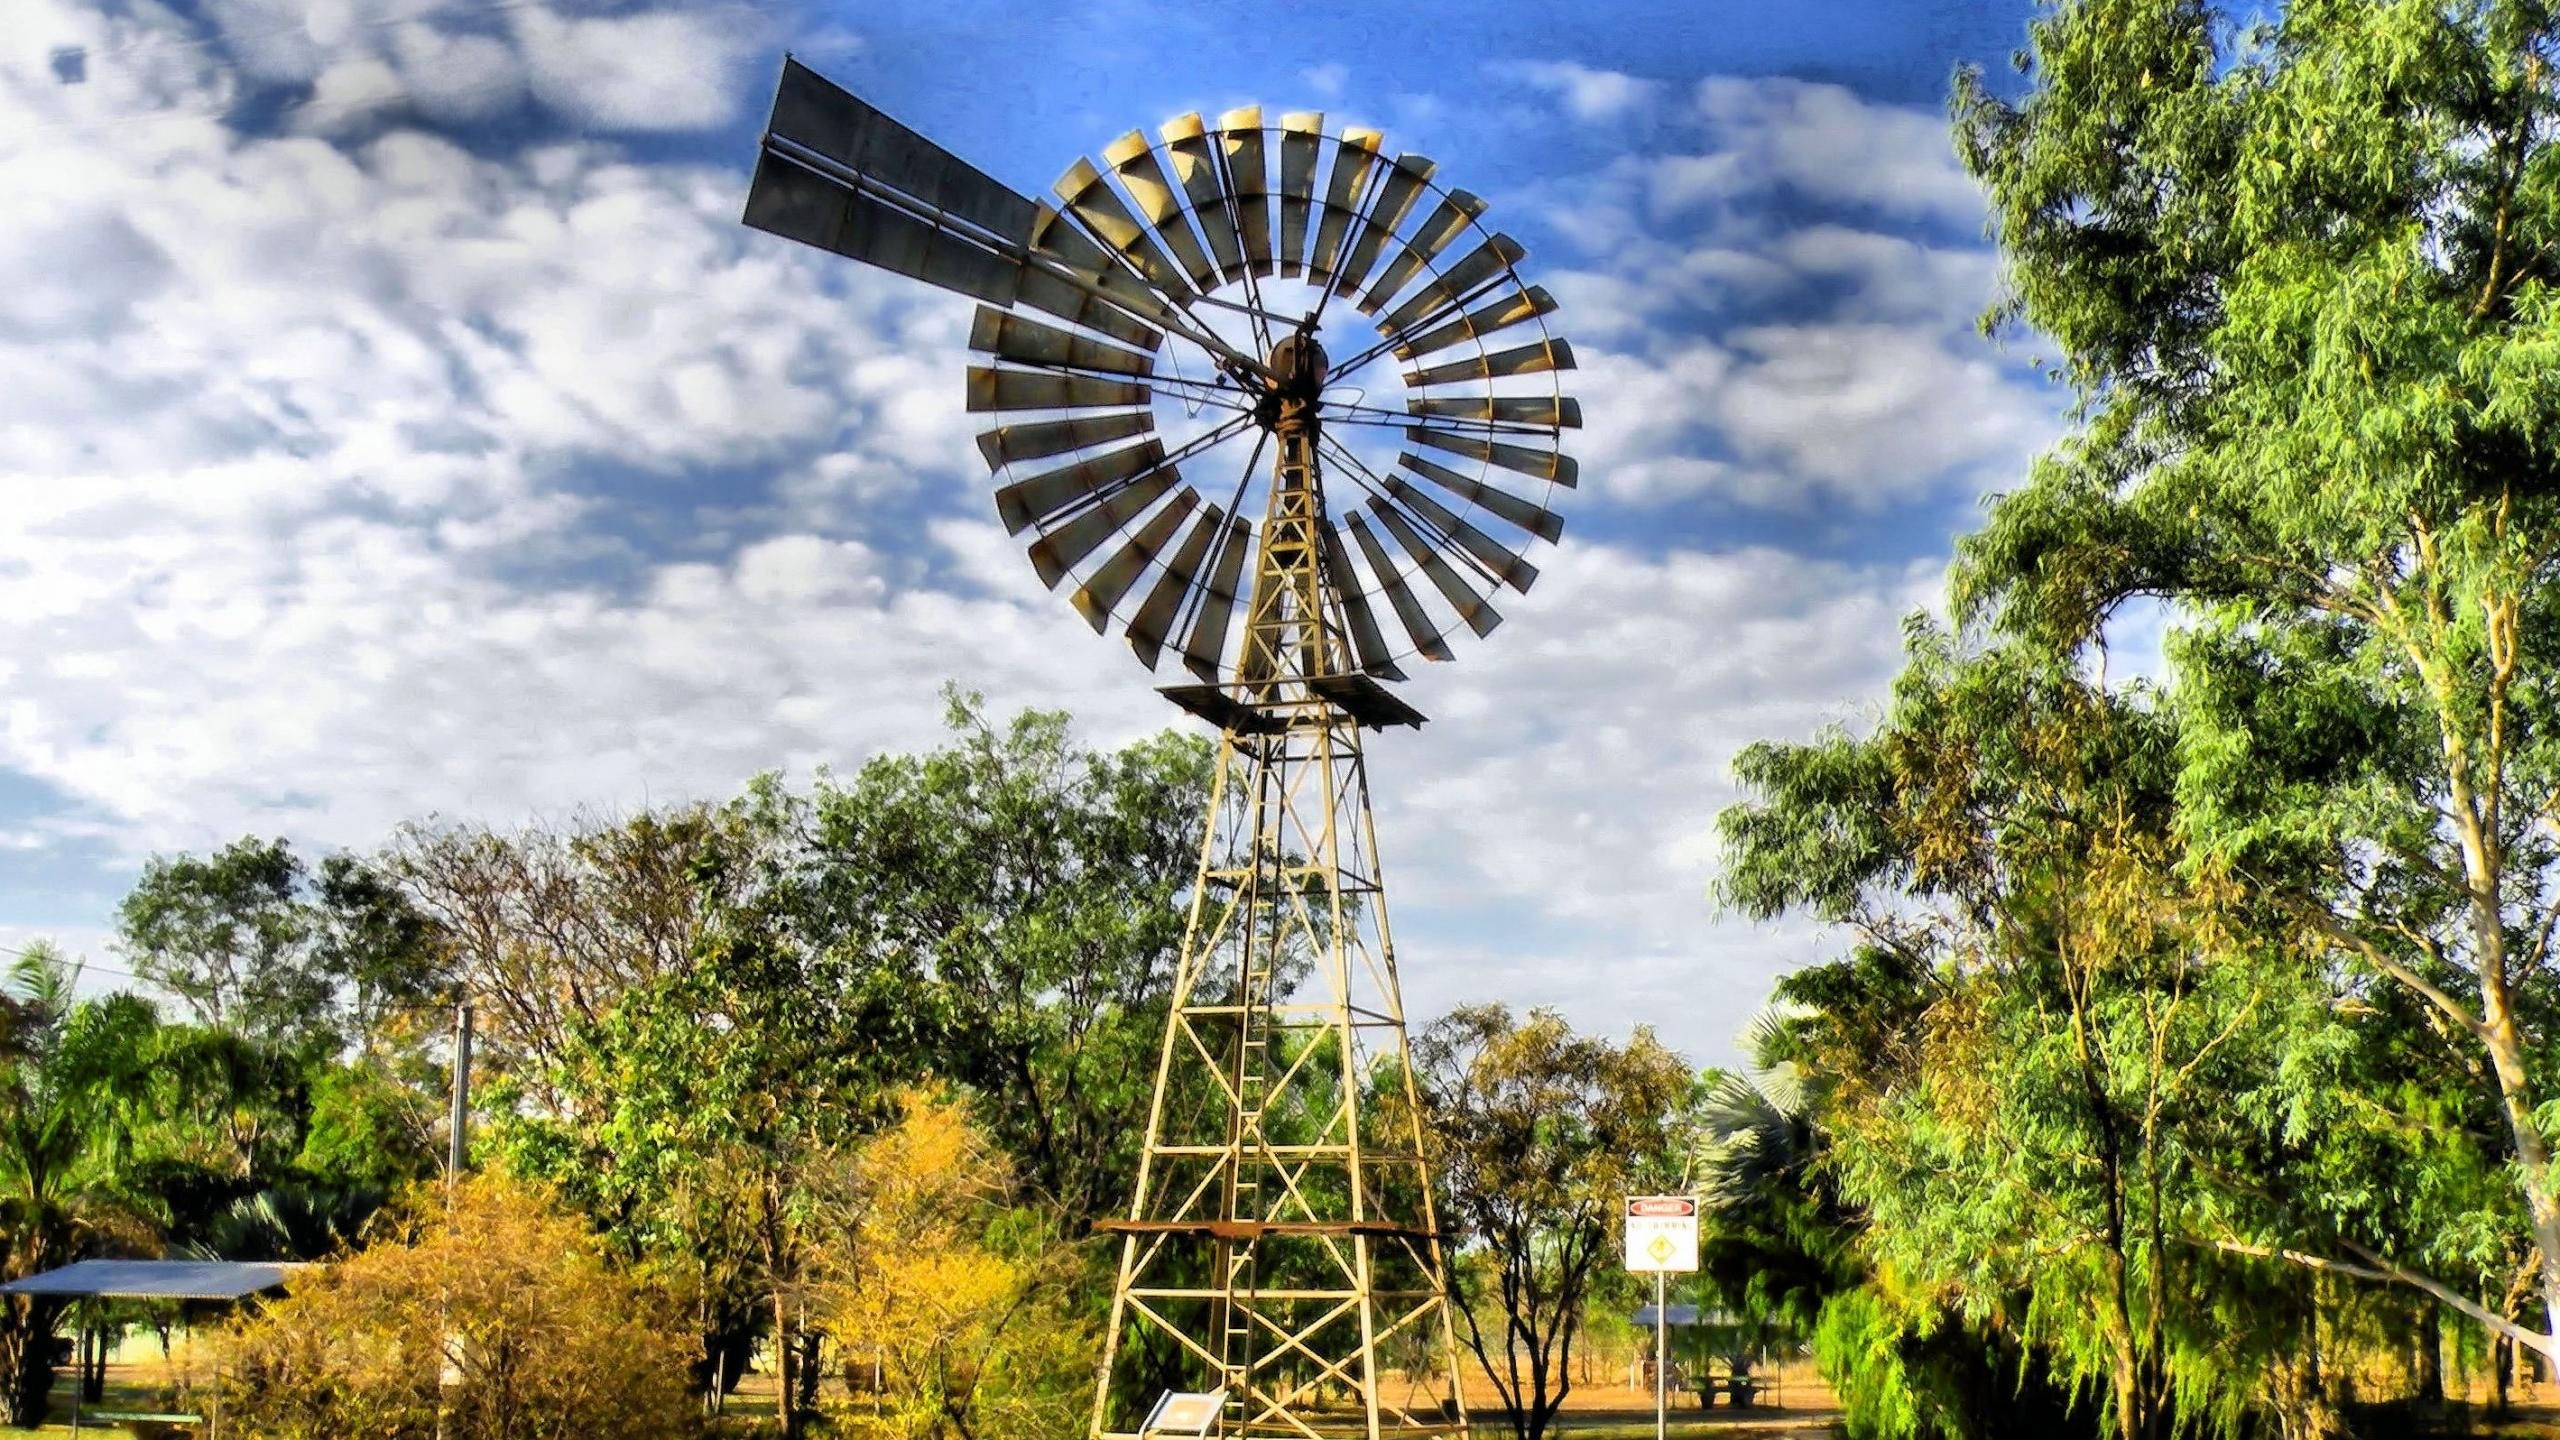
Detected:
[
  {"left": 2212, "top": 1238, "right": 2556, "bottom": 1360},
  {"left": 2286, "top": 900, "right": 2485, "bottom": 1041}
]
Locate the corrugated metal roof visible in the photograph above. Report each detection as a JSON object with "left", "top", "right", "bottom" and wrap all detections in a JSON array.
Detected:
[{"left": 0, "top": 1259, "right": 305, "bottom": 1300}]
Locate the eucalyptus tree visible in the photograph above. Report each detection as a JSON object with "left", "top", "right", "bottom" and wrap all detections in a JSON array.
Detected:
[
  {"left": 490, "top": 781, "right": 920, "bottom": 1439},
  {"left": 1412, "top": 1005, "right": 1691, "bottom": 1440},
  {"left": 1721, "top": 637, "right": 2311, "bottom": 1439},
  {"left": 1696, "top": 981, "right": 2100, "bottom": 1440},
  {"left": 1949, "top": 0, "right": 2560, "bottom": 1362},
  {"left": 118, "top": 838, "right": 447, "bottom": 1056},
  {"left": 384, "top": 806, "right": 744, "bottom": 1108}
]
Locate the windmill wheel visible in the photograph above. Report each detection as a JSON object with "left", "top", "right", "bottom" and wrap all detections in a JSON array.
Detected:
[
  {"left": 963, "top": 108, "right": 1576, "bottom": 686},
  {"left": 745, "top": 66, "right": 1578, "bottom": 690}
]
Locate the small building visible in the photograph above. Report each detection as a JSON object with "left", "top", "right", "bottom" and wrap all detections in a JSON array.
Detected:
[{"left": 1, "top": 1259, "right": 304, "bottom": 1435}]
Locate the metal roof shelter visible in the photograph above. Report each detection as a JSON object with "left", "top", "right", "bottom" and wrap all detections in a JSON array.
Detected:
[
  {"left": 1633, "top": 1304, "right": 1741, "bottom": 1329},
  {"left": 1, "top": 1260, "right": 300, "bottom": 1434},
  {"left": 1, "top": 1259, "right": 301, "bottom": 1301}
]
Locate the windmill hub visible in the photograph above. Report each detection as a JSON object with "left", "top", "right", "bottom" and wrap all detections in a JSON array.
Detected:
[{"left": 1260, "top": 332, "right": 1329, "bottom": 434}]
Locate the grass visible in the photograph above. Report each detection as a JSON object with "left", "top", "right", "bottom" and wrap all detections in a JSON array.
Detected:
[{"left": 0, "top": 1375, "right": 206, "bottom": 1436}]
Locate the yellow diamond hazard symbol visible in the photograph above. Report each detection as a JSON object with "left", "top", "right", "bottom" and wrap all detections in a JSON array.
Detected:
[{"left": 1648, "top": 1234, "right": 1673, "bottom": 1264}]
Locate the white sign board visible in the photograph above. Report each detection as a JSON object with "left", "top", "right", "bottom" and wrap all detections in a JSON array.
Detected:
[
  {"left": 1624, "top": 1195, "right": 1698, "bottom": 1273},
  {"left": 1141, "top": 1390, "right": 1227, "bottom": 1438}
]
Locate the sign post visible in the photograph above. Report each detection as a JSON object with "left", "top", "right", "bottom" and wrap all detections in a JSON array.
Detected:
[{"left": 1624, "top": 1196, "right": 1699, "bottom": 1440}]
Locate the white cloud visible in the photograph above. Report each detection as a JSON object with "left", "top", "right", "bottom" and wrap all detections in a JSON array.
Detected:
[
  {"left": 0, "top": 0, "right": 1006, "bottom": 855},
  {"left": 1689, "top": 75, "right": 1985, "bottom": 227},
  {"left": 0, "top": 12, "right": 2050, "bottom": 1067},
  {"left": 1508, "top": 78, "right": 2054, "bottom": 512},
  {"left": 1374, "top": 543, "right": 1939, "bottom": 1053},
  {"left": 1500, "top": 60, "right": 1660, "bottom": 122},
  {"left": 510, "top": 5, "right": 760, "bottom": 132},
  {"left": 1709, "top": 322, "right": 2051, "bottom": 498},
  {"left": 1556, "top": 301, "right": 2049, "bottom": 512},
  {"left": 45, "top": 0, "right": 764, "bottom": 137},
  {"left": 1302, "top": 62, "right": 1348, "bottom": 100}
]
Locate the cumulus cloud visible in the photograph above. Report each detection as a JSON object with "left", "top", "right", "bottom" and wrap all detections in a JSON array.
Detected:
[
  {"left": 0, "top": 0, "right": 1006, "bottom": 856},
  {"left": 1367, "top": 542, "right": 1937, "bottom": 1048},
  {"left": 510, "top": 5, "right": 760, "bottom": 132},
  {"left": 0, "top": 6, "right": 2050, "bottom": 1064},
  {"left": 1508, "top": 75, "right": 2053, "bottom": 513},
  {"left": 58, "top": 0, "right": 766, "bottom": 136},
  {"left": 1711, "top": 323, "right": 2050, "bottom": 495},
  {"left": 1687, "top": 75, "right": 1986, "bottom": 228},
  {"left": 1497, "top": 60, "right": 1660, "bottom": 122}
]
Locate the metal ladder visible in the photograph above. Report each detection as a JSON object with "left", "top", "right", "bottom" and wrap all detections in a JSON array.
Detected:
[{"left": 1223, "top": 827, "right": 1282, "bottom": 1425}]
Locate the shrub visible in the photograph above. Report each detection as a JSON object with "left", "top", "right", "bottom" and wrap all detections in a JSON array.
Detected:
[{"left": 218, "top": 1172, "right": 697, "bottom": 1439}]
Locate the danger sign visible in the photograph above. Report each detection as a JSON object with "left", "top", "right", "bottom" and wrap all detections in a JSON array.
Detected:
[{"left": 1624, "top": 1195, "right": 1698, "bottom": 1273}]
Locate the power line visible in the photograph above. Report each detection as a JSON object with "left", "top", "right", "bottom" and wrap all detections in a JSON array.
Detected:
[{"left": 0, "top": 940, "right": 156, "bottom": 989}]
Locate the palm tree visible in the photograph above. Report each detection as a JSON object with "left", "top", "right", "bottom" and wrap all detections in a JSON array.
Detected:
[
  {"left": 1693, "top": 1006, "right": 1839, "bottom": 1358},
  {"left": 178, "top": 1182, "right": 388, "bottom": 1262},
  {"left": 1695, "top": 1008, "right": 1817, "bottom": 1212},
  {"left": 0, "top": 942, "right": 162, "bottom": 1425}
]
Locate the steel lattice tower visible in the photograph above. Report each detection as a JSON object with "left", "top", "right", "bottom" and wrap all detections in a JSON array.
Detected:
[{"left": 1090, "top": 340, "right": 1467, "bottom": 1440}]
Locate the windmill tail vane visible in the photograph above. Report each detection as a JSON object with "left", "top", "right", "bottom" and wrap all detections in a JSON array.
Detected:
[{"left": 741, "top": 54, "right": 1585, "bottom": 1440}]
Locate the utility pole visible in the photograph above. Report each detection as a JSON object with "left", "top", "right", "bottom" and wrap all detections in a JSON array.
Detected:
[
  {"left": 448, "top": 1001, "right": 474, "bottom": 1182},
  {"left": 439, "top": 1000, "right": 473, "bottom": 1440}
]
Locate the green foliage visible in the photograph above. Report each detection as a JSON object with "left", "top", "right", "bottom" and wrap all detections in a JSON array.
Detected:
[
  {"left": 1708, "top": 2, "right": 2560, "bottom": 1432},
  {"left": 118, "top": 837, "right": 449, "bottom": 1053},
  {"left": 1415, "top": 1004, "right": 1692, "bottom": 1440},
  {"left": 0, "top": 943, "right": 169, "bottom": 1424},
  {"left": 1696, "top": 979, "right": 2101, "bottom": 1440},
  {"left": 493, "top": 848, "right": 920, "bottom": 1437},
  {"left": 0, "top": 695, "right": 1226, "bottom": 1440},
  {"left": 296, "top": 1060, "right": 439, "bottom": 1191},
  {"left": 1714, "top": 602, "right": 2554, "bottom": 1436},
  {"left": 118, "top": 838, "right": 316, "bottom": 1040},
  {"left": 488, "top": 694, "right": 1206, "bottom": 1437},
  {"left": 798, "top": 686, "right": 1211, "bottom": 1223},
  {"left": 1940, "top": 0, "right": 2560, "bottom": 1379},
  {"left": 0, "top": 925, "right": 447, "bottom": 1424}
]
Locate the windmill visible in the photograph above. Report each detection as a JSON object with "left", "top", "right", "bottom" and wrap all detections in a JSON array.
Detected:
[{"left": 742, "top": 58, "right": 1578, "bottom": 1440}]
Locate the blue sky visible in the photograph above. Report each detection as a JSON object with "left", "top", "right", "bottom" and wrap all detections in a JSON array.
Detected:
[{"left": 1, "top": 0, "right": 2057, "bottom": 1065}]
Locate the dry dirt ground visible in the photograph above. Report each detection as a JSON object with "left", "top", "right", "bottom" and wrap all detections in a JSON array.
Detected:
[
  {"left": 1444, "top": 1360, "right": 1840, "bottom": 1437},
  {"left": 25, "top": 1349, "right": 2560, "bottom": 1436}
]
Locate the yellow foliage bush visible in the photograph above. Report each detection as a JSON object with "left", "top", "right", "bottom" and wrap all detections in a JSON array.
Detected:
[
  {"left": 217, "top": 1172, "right": 698, "bottom": 1440},
  {"left": 816, "top": 1090, "right": 1093, "bottom": 1440}
]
